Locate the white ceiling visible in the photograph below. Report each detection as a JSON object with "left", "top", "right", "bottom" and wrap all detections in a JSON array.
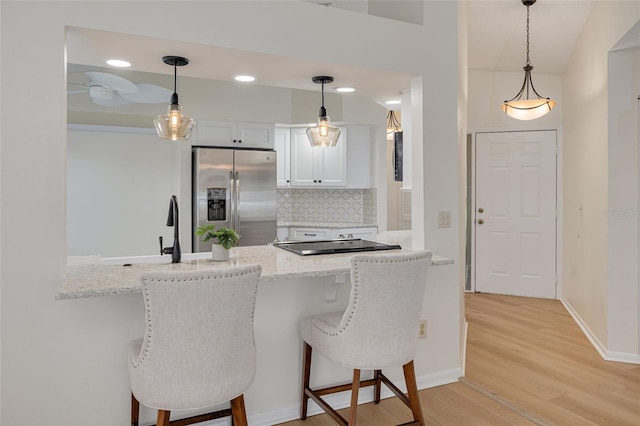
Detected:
[
  {"left": 468, "top": 0, "right": 593, "bottom": 74},
  {"left": 66, "top": 0, "right": 596, "bottom": 109}
]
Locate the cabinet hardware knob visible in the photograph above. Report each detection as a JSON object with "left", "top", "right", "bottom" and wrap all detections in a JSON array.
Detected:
[
  {"left": 477, "top": 219, "right": 484, "bottom": 225},
  {"left": 233, "top": 139, "right": 237, "bottom": 143},
  {"left": 478, "top": 207, "right": 484, "bottom": 213},
  {"left": 238, "top": 140, "right": 242, "bottom": 143}
]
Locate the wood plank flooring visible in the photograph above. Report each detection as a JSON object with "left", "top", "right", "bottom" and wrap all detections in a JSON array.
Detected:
[{"left": 279, "top": 293, "right": 640, "bottom": 425}]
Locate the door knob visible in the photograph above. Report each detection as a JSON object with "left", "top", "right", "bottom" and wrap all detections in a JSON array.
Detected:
[
  {"left": 477, "top": 219, "right": 484, "bottom": 225},
  {"left": 478, "top": 207, "right": 484, "bottom": 213}
]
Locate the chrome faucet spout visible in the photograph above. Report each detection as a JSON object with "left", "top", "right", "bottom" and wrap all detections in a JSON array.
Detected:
[{"left": 160, "top": 195, "right": 181, "bottom": 263}]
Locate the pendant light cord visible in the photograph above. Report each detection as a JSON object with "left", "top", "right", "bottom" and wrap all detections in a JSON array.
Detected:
[
  {"left": 525, "top": 5, "right": 531, "bottom": 67},
  {"left": 173, "top": 64, "right": 178, "bottom": 94},
  {"left": 171, "top": 64, "right": 179, "bottom": 105}
]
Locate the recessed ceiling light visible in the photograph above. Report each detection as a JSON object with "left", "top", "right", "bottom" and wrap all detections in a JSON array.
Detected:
[
  {"left": 106, "top": 59, "right": 131, "bottom": 68},
  {"left": 235, "top": 75, "right": 255, "bottom": 82},
  {"left": 385, "top": 99, "right": 401, "bottom": 105},
  {"left": 335, "top": 87, "right": 356, "bottom": 93}
]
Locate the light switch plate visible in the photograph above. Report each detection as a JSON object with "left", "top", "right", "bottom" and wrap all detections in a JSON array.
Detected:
[{"left": 438, "top": 211, "right": 451, "bottom": 228}]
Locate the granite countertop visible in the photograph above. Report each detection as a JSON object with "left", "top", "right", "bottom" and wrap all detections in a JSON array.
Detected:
[
  {"left": 58, "top": 242, "right": 453, "bottom": 300},
  {"left": 277, "top": 221, "right": 378, "bottom": 229}
]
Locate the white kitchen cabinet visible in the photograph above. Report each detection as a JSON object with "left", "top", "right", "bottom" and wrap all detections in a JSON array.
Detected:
[
  {"left": 289, "top": 227, "right": 332, "bottom": 241},
  {"left": 290, "top": 127, "right": 347, "bottom": 187},
  {"left": 196, "top": 120, "right": 275, "bottom": 149},
  {"left": 274, "top": 128, "right": 291, "bottom": 187},
  {"left": 334, "top": 226, "right": 378, "bottom": 240}
]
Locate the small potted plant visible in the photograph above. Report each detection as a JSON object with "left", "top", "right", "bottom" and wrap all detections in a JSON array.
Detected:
[{"left": 195, "top": 224, "right": 240, "bottom": 261}]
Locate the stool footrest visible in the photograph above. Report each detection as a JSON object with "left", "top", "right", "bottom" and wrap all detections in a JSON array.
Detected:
[
  {"left": 378, "top": 371, "right": 411, "bottom": 408},
  {"left": 161, "top": 409, "right": 232, "bottom": 426},
  {"left": 313, "top": 378, "right": 378, "bottom": 396}
]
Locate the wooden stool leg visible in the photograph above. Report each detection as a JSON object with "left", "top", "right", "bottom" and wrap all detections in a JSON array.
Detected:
[
  {"left": 156, "top": 409, "right": 171, "bottom": 426},
  {"left": 231, "top": 394, "right": 248, "bottom": 426},
  {"left": 403, "top": 361, "right": 424, "bottom": 425},
  {"left": 348, "top": 369, "right": 361, "bottom": 426},
  {"left": 300, "top": 342, "right": 313, "bottom": 420},
  {"left": 373, "top": 369, "right": 382, "bottom": 404},
  {"left": 130, "top": 393, "right": 140, "bottom": 426}
]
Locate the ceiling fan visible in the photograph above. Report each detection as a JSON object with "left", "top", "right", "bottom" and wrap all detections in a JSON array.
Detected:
[{"left": 67, "top": 71, "right": 173, "bottom": 107}]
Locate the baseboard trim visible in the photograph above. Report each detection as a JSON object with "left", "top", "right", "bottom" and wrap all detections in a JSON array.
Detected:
[
  {"left": 605, "top": 350, "right": 640, "bottom": 364},
  {"left": 560, "top": 297, "right": 640, "bottom": 365},
  {"left": 461, "top": 320, "right": 469, "bottom": 377},
  {"left": 201, "top": 368, "right": 463, "bottom": 426}
]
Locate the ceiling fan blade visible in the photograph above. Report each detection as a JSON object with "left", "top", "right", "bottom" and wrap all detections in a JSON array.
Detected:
[
  {"left": 92, "top": 93, "right": 135, "bottom": 107},
  {"left": 85, "top": 71, "right": 138, "bottom": 94},
  {"left": 67, "top": 82, "right": 88, "bottom": 94},
  {"left": 120, "top": 83, "right": 172, "bottom": 103}
]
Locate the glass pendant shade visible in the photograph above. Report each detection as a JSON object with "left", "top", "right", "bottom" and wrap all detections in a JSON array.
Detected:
[
  {"left": 306, "top": 115, "right": 341, "bottom": 147},
  {"left": 502, "top": 98, "right": 556, "bottom": 120},
  {"left": 154, "top": 103, "right": 196, "bottom": 141},
  {"left": 154, "top": 55, "right": 195, "bottom": 140},
  {"left": 307, "top": 76, "right": 341, "bottom": 147}
]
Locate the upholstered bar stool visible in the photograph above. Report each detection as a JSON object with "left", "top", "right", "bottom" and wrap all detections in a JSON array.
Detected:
[
  {"left": 300, "top": 251, "right": 432, "bottom": 426},
  {"left": 128, "top": 265, "right": 262, "bottom": 426}
]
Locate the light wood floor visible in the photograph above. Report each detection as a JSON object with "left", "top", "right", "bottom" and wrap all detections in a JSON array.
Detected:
[{"left": 279, "top": 293, "right": 640, "bottom": 425}]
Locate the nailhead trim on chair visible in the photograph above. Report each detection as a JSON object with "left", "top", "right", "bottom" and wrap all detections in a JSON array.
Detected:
[
  {"left": 310, "top": 252, "right": 431, "bottom": 339},
  {"left": 131, "top": 266, "right": 261, "bottom": 369}
]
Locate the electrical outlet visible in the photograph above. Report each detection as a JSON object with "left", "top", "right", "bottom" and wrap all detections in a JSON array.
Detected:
[
  {"left": 418, "top": 320, "right": 427, "bottom": 339},
  {"left": 438, "top": 211, "right": 451, "bottom": 228}
]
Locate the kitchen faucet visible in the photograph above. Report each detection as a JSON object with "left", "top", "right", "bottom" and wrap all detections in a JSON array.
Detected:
[{"left": 159, "top": 195, "right": 181, "bottom": 263}]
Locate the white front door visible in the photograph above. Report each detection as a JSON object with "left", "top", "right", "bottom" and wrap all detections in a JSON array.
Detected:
[{"left": 475, "top": 130, "right": 557, "bottom": 298}]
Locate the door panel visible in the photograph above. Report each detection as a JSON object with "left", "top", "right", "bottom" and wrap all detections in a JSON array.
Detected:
[
  {"left": 475, "top": 130, "right": 557, "bottom": 298},
  {"left": 234, "top": 150, "right": 277, "bottom": 246},
  {"left": 192, "top": 147, "right": 234, "bottom": 252}
]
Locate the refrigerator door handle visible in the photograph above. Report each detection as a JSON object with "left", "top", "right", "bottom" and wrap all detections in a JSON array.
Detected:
[
  {"left": 229, "top": 170, "right": 235, "bottom": 229},
  {"left": 234, "top": 171, "right": 240, "bottom": 230}
]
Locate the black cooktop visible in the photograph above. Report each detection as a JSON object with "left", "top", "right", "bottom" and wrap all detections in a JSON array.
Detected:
[{"left": 273, "top": 239, "right": 401, "bottom": 256}]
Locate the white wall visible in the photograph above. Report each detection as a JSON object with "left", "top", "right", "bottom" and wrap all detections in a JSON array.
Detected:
[
  {"left": 562, "top": 1, "right": 640, "bottom": 359},
  {"left": 607, "top": 47, "right": 640, "bottom": 357},
  {"left": 0, "top": 1, "right": 464, "bottom": 424},
  {"left": 67, "top": 128, "right": 181, "bottom": 257}
]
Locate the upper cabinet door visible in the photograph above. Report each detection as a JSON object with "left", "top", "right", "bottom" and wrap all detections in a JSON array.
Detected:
[
  {"left": 196, "top": 120, "right": 238, "bottom": 148},
  {"left": 237, "top": 122, "right": 275, "bottom": 149},
  {"left": 318, "top": 127, "right": 347, "bottom": 187},
  {"left": 290, "top": 128, "right": 317, "bottom": 186},
  {"left": 275, "top": 128, "right": 291, "bottom": 187},
  {"left": 195, "top": 120, "right": 274, "bottom": 149},
  {"left": 290, "top": 127, "right": 347, "bottom": 187}
]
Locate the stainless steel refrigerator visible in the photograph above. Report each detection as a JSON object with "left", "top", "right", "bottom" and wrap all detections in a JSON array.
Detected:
[{"left": 192, "top": 147, "right": 277, "bottom": 252}]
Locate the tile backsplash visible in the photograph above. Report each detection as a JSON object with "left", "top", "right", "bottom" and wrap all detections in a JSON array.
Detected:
[{"left": 277, "top": 188, "right": 377, "bottom": 224}]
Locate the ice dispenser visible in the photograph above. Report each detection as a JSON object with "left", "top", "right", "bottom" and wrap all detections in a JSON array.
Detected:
[{"left": 207, "top": 188, "right": 226, "bottom": 221}]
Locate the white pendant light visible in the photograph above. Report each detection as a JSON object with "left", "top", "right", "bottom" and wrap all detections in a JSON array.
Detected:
[
  {"left": 154, "top": 56, "right": 196, "bottom": 141},
  {"left": 502, "top": 0, "right": 556, "bottom": 120},
  {"left": 306, "top": 76, "right": 341, "bottom": 148}
]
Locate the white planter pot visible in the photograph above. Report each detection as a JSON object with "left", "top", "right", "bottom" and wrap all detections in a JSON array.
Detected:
[{"left": 211, "top": 244, "right": 230, "bottom": 261}]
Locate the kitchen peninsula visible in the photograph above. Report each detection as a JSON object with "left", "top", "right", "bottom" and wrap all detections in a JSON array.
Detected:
[
  {"left": 57, "top": 232, "right": 457, "bottom": 425},
  {"left": 58, "top": 242, "right": 452, "bottom": 300}
]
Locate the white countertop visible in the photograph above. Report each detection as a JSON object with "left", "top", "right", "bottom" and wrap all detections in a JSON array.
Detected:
[{"left": 58, "top": 242, "right": 453, "bottom": 300}]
